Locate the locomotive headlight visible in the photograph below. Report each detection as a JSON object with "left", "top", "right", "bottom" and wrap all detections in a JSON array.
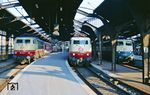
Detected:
[
  {"left": 130, "top": 56, "right": 134, "bottom": 59},
  {"left": 86, "top": 53, "right": 89, "bottom": 56},
  {"left": 14, "top": 51, "right": 17, "bottom": 54},
  {"left": 72, "top": 53, "right": 75, "bottom": 56},
  {"left": 117, "top": 51, "right": 121, "bottom": 53},
  {"left": 119, "top": 56, "right": 122, "bottom": 59},
  {"left": 130, "top": 55, "right": 134, "bottom": 59}
]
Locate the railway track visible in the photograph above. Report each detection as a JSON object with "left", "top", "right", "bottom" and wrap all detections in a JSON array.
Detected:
[
  {"left": 0, "top": 62, "right": 17, "bottom": 74},
  {"left": 0, "top": 62, "right": 27, "bottom": 92},
  {"left": 74, "top": 66, "right": 147, "bottom": 95}
]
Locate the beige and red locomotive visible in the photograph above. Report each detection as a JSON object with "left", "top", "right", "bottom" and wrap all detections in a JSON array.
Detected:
[{"left": 14, "top": 36, "right": 52, "bottom": 64}]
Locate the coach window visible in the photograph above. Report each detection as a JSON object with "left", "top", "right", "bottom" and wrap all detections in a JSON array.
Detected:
[
  {"left": 16, "top": 39, "right": 23, "bottom": 43},
  {"left": 0, "top": 35, "right": 1, "bottom": 55},
  {"left": 2, "top": 31, "right": 6, "bottom": 56},
  {"left": 25, "top": 39, "right": 30, "bottom": 44},
  {"left": 0, "top": 30, "right": 2, "bottom": 59},
  {"left": 8, "top": 35, "right": 14, "bottom": 55}
]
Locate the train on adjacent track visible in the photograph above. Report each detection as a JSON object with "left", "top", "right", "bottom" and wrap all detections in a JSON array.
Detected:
[
  {"left": 68, "top": 36, "right": 92, "bottom": 66},
  {"left": 102, "top": 39, "right": 134, "bottom": 64},
  {"left": 116, "top": 39, "right": 134, "bottom": 63},
  {"left": 14, "top": 36, "right": 52, "bottom": 64}
]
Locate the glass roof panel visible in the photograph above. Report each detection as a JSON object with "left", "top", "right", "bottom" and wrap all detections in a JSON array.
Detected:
[
  {"left": 15, "top": 6, "right": 28, "bottom": 17},
  {"left": 31, "top": 24, "right": 39, "bottom": 28},
  {"left": 21, "top": 19, "right": 30, "bottom": 25},
  {"left": 0, "top": 0, "right": 19, "bottom": 5},
  {"left": 74, "top": 0, "right": 104, "bottom": 29},
  {"left": 7, "top": 7, "right": 22, "bottom": 17},
  {"left": 86, "top": 17, "right": 103, "bottom": 28},
  {"left": 0, "top": 0, "right": 47, "bottom": 37}
]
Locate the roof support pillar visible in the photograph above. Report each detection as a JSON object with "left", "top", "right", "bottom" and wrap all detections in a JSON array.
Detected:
[
  {"left": 92, "top": 40, "right": 97, "bottom": 60},
  {"left": 6, "top": 30, "right": 12, "bottom": 59},
  {"left": 97, "top": 30, "right": 102, "bottom": 65},
  {"left": 111, "top": 37, "right": 117, "bottom": 71},
  {"left": 5, "top": 34, "right": 9, "bottom": 59},
  {"left": 105, "top": 24, "right": 118, "bottom": 71},
  {"left": 133, "top": 15, "right": 150, "bottom": 84},
  {"left": 142, "top": 33, "right": 150, "bottom": 84},
  {"left": 127, "top": 1, "right": 150, "bottom": 84},
  {"left": 0, "top": 30, "right": 2, "bottom": 60}
]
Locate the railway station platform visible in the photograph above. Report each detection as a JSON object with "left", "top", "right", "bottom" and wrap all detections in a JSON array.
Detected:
[
  {"left": 91, "top": 60, "right": 150, "bottom": 94},
  {"left": 1, "top": 52, "right": 96, "bottom": 95}
]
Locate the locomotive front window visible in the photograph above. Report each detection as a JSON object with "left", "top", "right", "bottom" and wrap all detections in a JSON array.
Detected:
[
  {"left": 80, "top": 40, "right": 88, "bottom": 44},
  {"left": 73, "top": 40, "right": 80, "bottom": 44},
  {"left": 33, "top": 40, "right": 36, "bottom": 44},
  {"left": 73, "top": 40, "right": 88, "bottom": 44},
  {"left": 16, "top": 39, "right": 23, "bottom": 43},
  {"left": 25, "top": 39, "right": 30, "bottom": 44},
  {"left": 126, "top": 41, "right": 132, "bottom": 46},
  {"left": 117, "top": 41, "right": 123, "bottom": 46}
]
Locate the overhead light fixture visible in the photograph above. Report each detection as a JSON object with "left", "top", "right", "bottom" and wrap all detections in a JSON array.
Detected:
[
  {"left": 41, "top": 16, "right": 44, "bottom": 19},
  {"left": 63, "top": 24, "right": 65, "bottom": 26},
  {"left": 32, "top": 17, "right": 35, "bottom": 20},
  {"left": 16, "top": 30, "right": 19, "bottom": 32},
  {"left": 35, "top": 4, "right": 39, "bottom": 8},
  {"left": 60, "top": 7, "right": 63, "bottom": 11},
  {"left": 60, "top": 18, "right": 63, "bottom": 21},
  {"left": 43, "top": 33, "right": 46, "bottom": 35}
]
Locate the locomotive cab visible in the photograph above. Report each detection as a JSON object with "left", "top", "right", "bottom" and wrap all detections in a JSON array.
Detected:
[
  {"left": 14, "top": 36, "right": 51, "bottom": 64},
  {"left": 69, "top": 37, "right": 92, "bottom": 66},
  {"left": 116, "top": 39, "right": 134, "bottom": 64}
]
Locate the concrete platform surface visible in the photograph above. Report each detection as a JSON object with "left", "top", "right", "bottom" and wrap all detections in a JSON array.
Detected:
[{"left": 1, "top": 52, "right": 96, "bottom": 95}]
